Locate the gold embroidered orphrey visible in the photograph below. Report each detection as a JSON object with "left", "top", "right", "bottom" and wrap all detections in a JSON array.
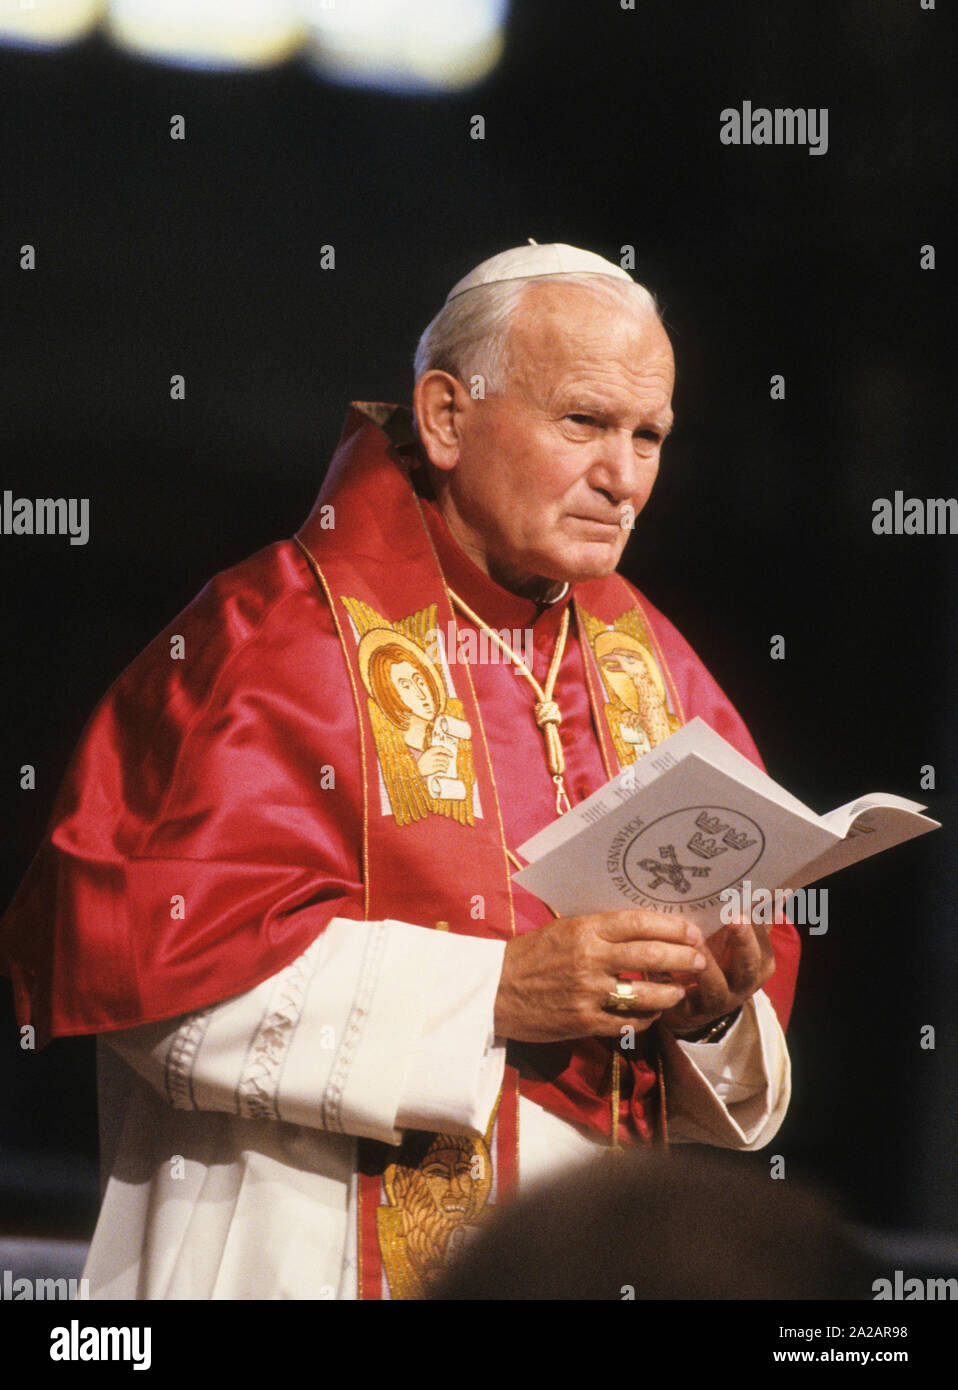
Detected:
[
  {"left": 579, "top": 605, "right": 679, "bottom": 768},
  {"left": 375, "top": 1110, "right": 497, "bottom": 1299},
  {"left": 343, "top": 596, "right": 477, "bottom": 827}
]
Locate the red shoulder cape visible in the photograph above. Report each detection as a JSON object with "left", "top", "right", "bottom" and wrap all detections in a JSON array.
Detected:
[{"left": 1, "top": 405, "right": 799, "bottom": 1045}]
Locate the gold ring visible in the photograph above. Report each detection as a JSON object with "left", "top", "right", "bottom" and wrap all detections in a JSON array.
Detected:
[{"left": 605, "top": 981, "right": 639, "bottom": 1013}]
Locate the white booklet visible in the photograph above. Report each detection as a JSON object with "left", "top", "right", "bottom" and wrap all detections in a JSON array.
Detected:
[{"left": 514, "top": 719, "right": 940, "bottom": 936}]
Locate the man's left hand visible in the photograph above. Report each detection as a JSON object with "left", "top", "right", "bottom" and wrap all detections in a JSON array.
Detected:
[{"left": 659, "top": 919, "right": 775, "bottom": 1036}]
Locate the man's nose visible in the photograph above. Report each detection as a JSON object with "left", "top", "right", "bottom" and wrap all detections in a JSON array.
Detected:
[{"left": 589, "top": 431, "right": 655, "bottom": 505}]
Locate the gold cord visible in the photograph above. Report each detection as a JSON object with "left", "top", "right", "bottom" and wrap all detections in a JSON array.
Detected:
[
  {"left": 448, "top": 588, "right": 640, "bottom": 1151},
  {"left": 610, "top": 1052, "right": 622, "bottom": 1152},
  {"left": 447, "top": 587, "right": 571, "bottom": 814}
]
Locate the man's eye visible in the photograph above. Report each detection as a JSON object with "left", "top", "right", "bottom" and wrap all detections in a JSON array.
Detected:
[{"left": 566, "top": 414, "right": 595, "bottom": 426}]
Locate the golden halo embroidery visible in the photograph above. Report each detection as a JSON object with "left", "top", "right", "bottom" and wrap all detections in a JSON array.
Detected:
[
  {"left": 342, "top": 596, "right": 478, "bottom": 827},
  {"left": 579, "top": 606, "right": 679, "bottom": 769}
]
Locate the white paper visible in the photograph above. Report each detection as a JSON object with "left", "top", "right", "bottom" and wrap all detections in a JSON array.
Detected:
[{"left": 514, "top": 721, "right": 940, "bottom": 935}]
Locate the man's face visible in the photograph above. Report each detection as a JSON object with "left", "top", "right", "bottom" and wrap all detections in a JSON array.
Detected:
[{"left": 428, "top": 283, "right": 675, "bottom": 590}]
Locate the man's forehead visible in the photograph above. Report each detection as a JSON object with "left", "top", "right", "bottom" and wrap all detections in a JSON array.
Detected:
[
  {"left": 513, "top": 281, "right": 667, "bottom": 349},
  {"left": 507, "top": 284, "right": 674, "bottom": 396}
]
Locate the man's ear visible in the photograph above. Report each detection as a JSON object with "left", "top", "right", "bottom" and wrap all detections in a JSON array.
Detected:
[{"left": 414, "top": 371, "right": 468, "bottom": 471}]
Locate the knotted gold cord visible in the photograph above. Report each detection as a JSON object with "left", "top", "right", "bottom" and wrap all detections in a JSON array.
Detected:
[
  {"left": 453, "top": 591, "right": 642, "bottom": 1151},
  {"left": 446, "top": 588, "right": 572, "bottom": 815}
]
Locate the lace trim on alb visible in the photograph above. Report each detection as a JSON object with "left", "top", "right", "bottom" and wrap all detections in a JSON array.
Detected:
[
  {"left": 164, "top": 1009, "right": 214, "bottom": 1110},
  {"left": 235, "top": 935, "right": 325, "bottom": 1120},
  {"left": 321, "top": 918, "right": 388, "bottom": 1133}
]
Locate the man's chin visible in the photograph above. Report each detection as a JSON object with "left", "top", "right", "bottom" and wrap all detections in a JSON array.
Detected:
[
  {"left": 492, "top": 541, "right": 624, "bottom": 597},
  {"left": 540, "top": 541, "right": 625, "bottom": 586}
]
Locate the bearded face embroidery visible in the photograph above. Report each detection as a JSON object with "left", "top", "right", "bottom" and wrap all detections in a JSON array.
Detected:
[
  {"left": 375, "top": 1129, "right": 495, "bottom": 1300},
  {"left": 579, "top": 606, "right": 680, "bottom": 768},
  {"left": 342, "top": 597, "right": 479, "bottom": 826}
]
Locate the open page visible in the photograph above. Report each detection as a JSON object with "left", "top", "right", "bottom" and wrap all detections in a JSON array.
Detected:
[
  {"left": 517, "top": 718, "right": 819, "bottom": 864},
  {"left": 514, "top": 725, "right": 940, "bottom": 934},
  {"left": 514, "top": 753, "right": 839, "bottom": 936},
  {"left": 787, "top": 798, "right": 939, "bottom": 888}
]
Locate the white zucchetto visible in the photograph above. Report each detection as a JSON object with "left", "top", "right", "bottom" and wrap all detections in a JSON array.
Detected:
[{"left": 444, "top": 240, "right": 634, "bottom": 302}]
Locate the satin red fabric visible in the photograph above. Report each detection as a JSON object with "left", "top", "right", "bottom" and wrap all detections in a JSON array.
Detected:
[{"left": 0, "top": 405, "right": 800, "bottom": 1123}]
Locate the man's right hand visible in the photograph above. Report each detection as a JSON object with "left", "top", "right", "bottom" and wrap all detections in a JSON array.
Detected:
[{"left": 493, "top": 910, "right": 706, "bottom": 1043}]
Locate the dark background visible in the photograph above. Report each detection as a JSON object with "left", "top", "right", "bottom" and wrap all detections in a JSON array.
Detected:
[{"left": 1, "top": 0, "right": 955, "bottom": 1254}]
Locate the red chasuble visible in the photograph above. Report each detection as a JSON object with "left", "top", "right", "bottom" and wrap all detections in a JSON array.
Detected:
[{"left": 0, "top": 403, "right": 799, "bottom": 1294}]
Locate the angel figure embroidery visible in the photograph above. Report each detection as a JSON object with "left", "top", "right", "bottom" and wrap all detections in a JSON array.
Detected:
[
  {"left": 343, "top": 597, "right": 477, "bottom": 827},
  {"left": 579, "top": 606, "right": 679, "bottom": 769}
]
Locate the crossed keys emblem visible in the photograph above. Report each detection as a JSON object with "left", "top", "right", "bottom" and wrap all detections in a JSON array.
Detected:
[{"left": 637, "top": 843, "right": 712, "bottom": 895}]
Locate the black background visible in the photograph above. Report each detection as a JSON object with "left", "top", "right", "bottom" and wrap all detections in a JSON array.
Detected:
[{"left": 1, "top": 0, "right": 955, "bottom": 1265}]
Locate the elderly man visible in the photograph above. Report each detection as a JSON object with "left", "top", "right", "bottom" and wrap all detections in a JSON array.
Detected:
[{"left": 0, "top": 244, "right": 799, "bottom": 1300}]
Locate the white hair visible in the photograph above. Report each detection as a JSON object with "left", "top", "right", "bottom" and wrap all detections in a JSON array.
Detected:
[{"left": 413, "top": 272, "right": 660, "bottom": 394}]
